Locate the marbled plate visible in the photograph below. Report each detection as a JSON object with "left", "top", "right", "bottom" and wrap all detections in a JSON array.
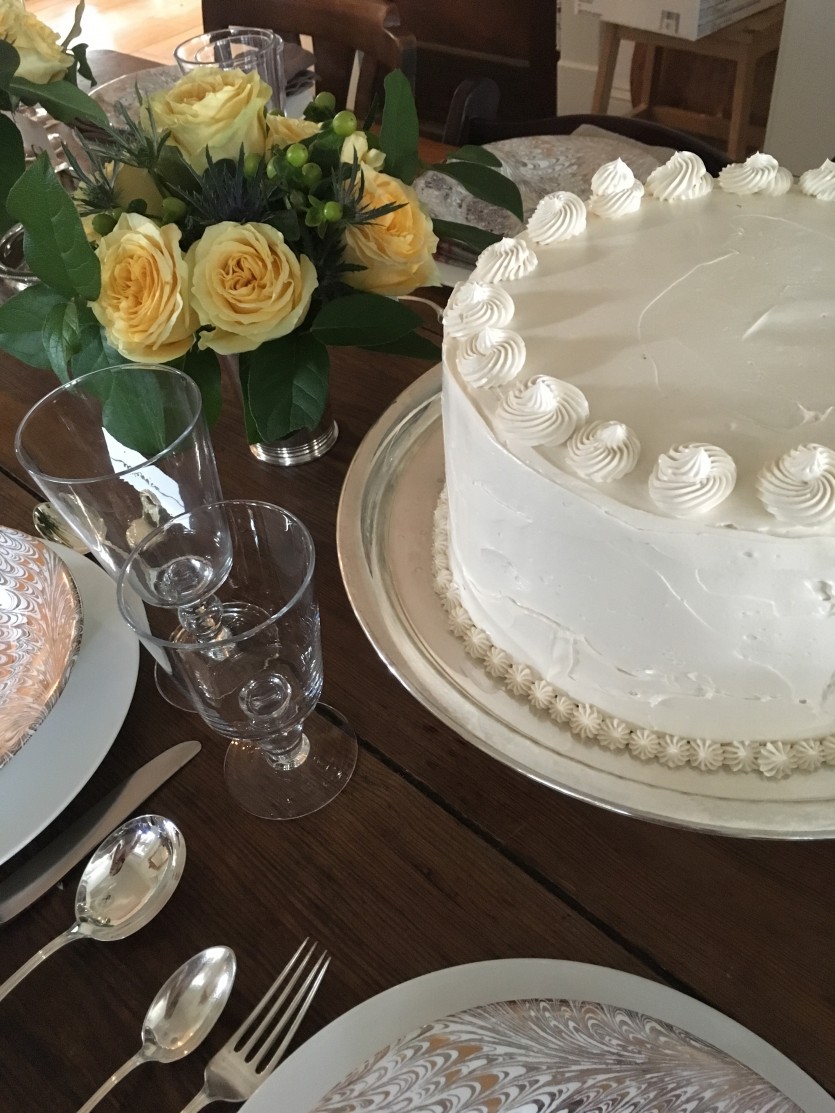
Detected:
[{"left": 0, "top": 527, "right": 83, "bottom": 765}]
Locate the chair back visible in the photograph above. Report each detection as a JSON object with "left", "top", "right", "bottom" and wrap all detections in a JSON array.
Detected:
[
  {"left": 443, "top": 79, "right": 730, "bottom": 175},
  {"left": 202, "top": 0, "right": 416, "bottom": 116}
]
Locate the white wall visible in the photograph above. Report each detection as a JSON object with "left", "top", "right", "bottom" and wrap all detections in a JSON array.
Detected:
[
  {"left": 765, "top": 0, "right": 835, "bottom": 172},
  {"left": 558, "top": 3, "right": 633, "bottom": 114}
]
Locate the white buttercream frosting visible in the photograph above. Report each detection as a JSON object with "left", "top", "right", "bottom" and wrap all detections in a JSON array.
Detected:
[
  {"left": 474, "top": 237, "right": 538, "bottom": 283},
  {"left": 646, "top": 151, "right": 713, "bottom": 201},
  {"left": 433, "top": 491, "right": 835, "bottom": 776},
  {"left": 527, "top": 191, "right": 587, "bottom": 243},
  {"left": 442, "top": 282, "right": 515, "bottom": 338},
  {"left": 495, "top": 376, "right": 588, "bottom": 446},
  {"left": 458, "top": 327, "right": 526, "bottom": 388},
  {"left": 757, "top": 444, "right": 835, "bottom": 525},
  {"left": 588, "top": 158, "right": 644, "bottom": 217},
  {"left": 566, "top": 420, "right": 641, "bottom": 482},
  {"left": 718, "top": 152, "right": 792, "bottom": 195},
  {"left": 799, "top": 159, "right": 835, "bottom": 200},
  {"left": 649, "top": 444, "right": 737, "bottom": 516}
]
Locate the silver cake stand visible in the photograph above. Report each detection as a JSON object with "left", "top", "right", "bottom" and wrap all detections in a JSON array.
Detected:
[{"left": 337, "top": 366, "right": 835, "bottom": 839}]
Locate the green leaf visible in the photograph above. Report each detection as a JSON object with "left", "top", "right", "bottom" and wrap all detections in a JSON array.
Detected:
[
  {"left": 101, "top": 371, "right": 170, "bottom": 458},
  {"left": 0, "top": 40, "right": 19, "bottom": 93},
  {"left": 379, "top": 69, "right": 420, "bottom": 185},
  {"left": 236, "top": 356, "right": 260, "bottom": 444},
  {"left": 310, "top": 292, "right": 421, "bottom": 347},
  {"left": 9, "top": 75, "right": 106, "bottom": 127},
  {"left": 248, "top": 334, "right": 329, "bottom": 441},
  {"left": 7, "top": 154, "right": 100, "bottom": 300},
  {"left": 42, "top": 299, "right": 80, "bottom": 379},
  {"left": 61, "top": 1, "right": 86, "bottom": 50},
  {"left": 71, "top": 306, "right": 123, "bottom": 377},
  {"left": 432, "top": 218, "right": 501, "bottom": 254},
  {"left": 362, "top": 330, "right": 441, "bottom": 361},
  {"left": 442, "top": 144, "right": 501, "bottom": 169},
  {"left": 178, "top": 345, "right": 222, "bottom": 427},
  {"left": 0, "top": 114, "right": 25, "bottom": 234},
  {"left": 435, "top": 162, "right": 523, "bottom": 221},
  {"left": 71, "top": 43, "right": 95, "bottom": 86},
  {"left": 0, "top": 284, "right": 70, "bottom": 369}
]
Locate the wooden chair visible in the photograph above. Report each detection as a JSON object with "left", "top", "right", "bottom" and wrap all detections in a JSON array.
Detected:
[
  {"left": 443, "top": 79, "right": 730, "bottom": 175},
  {"left": 201, "top": 0, "right": 417, "bottom": 117}
]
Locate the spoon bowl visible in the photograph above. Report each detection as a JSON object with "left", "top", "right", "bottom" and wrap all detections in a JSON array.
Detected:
[
  {"left": 145, "top": 946, "right": 237, "bottom": 1061},
  {"left": 76, "top": 946, "right": 237, "bottom": 1113},
  {"left": 75, "top": 814, "right": 186, "bottom": 941},
  {"left": 0, "top": 814, "right": 185, "bottom": 1004}
]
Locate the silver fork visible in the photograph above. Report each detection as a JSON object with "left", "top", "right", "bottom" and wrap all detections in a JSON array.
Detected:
[{"left": 179, "top": 939, "right": 330, "bottom": 1111}]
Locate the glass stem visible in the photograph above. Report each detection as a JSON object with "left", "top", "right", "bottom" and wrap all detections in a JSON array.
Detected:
[{"left": 260, "top": 724, "right": 309, "bottom": 770}]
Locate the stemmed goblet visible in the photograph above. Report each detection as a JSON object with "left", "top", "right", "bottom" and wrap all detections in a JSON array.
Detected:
[
  {"left": 116, "top": 499, "right": 357, "bottom": 819},
  {"left": 15, "top": 364, "right": 223, "bottom": 706}
]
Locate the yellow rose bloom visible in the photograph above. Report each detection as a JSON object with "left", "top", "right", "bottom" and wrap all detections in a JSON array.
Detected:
[
  {"left": 342, "top": 166, "right": 440, "bottom": 296},
  {"left": 7, "top": 9, "right": 73, "bottom": 84},
  {"left": 143, "top": 67, "right": 270, "bottom": 172},
  {"left": 265, "top": 114, "right": 320, "bottom": 150},
  {"left": 188, "top": 222, "right": 317, "bottom": 355},
  {"left": 340, "top": 133, "right": 385, "bottom": 172},
  {"left": 91, "top": 213, "right": 196, "bottom": 363}
]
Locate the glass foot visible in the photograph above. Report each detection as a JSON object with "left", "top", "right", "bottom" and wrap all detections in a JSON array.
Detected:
[
  {"left": 223, "top": 703, "right": 357, "bottom": 820},
  {"left": 154, "top": 662, "right": 195, "bottom": 712}
]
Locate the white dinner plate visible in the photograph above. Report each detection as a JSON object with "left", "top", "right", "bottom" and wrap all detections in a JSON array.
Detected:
[
  {"left": 0, "top": 546, "right": 139, "bottom": 865},
  {"left": 241, "top": 959, "right": 833, "bottom": 1113}
]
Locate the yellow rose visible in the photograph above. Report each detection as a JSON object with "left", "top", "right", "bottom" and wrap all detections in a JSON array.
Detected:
[
  {"left": 0, "top": 0, "right": 24, "bottom": 43},
  {"left": 188, "top": 222, "right": 317, "bottom": 355},
  {"left": 114, "top": 163, "right": 164, "bottom": 218},
  {"left": 144, "top": 67, "right": 270, "bottom": 172},
  {"left": 8, "top": 9, "right": 73, "bottom": 84},
  {"left": 91, "top": 213, "right": 196, "bottom": 363},
  {"left": 265, "top": 114, "right": 320, "bottom": 150},
  {"left": 342, "top": 166, "right": 440, "bottom": 296},
  {"left": 340, "top": 133, "right": 385, "bottom": 172}
]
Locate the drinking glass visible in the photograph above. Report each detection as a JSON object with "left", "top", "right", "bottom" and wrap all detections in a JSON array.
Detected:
[
  {"left": 174, "top": 28, "right": 286, "bottom": 112},
  {"left": 15, "top": 364, "right": 223, "bottom": 705},
  {"left": 117, "top": 500, "right": 358, "bottom": 819}
]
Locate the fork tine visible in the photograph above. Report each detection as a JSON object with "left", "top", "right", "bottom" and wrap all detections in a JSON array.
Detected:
[
  {"left": 234, "top": 939, "right": 318, "bottom": 1056},
  {"left": 257, "top": 952, "right": 330, "bottom": 1076}
]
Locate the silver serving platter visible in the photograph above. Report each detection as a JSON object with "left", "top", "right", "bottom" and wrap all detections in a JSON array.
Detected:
[
  {"left": 337, "top": 366, "right": 835, "bottom": 839},
  {"left": 0, "top": 527, "right": 84, "bottom": 766}
]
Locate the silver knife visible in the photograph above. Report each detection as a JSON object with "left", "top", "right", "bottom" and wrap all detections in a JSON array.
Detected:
[{"left": 0, "top": 739, "right": 201, "bottom": 925}]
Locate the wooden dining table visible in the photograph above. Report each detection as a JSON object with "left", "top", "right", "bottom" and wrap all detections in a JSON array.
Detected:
[{"left": 1, "top": 53, "right": 834, "bottom": 1113}]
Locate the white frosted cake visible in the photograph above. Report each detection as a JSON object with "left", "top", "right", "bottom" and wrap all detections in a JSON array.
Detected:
[{"left": 436, "top": 153, "right": 835, "bottom": 777}]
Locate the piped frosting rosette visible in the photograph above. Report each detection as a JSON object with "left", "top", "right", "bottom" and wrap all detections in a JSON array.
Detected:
[
  {"left": 495, "top": 376, "right": 589, "bottom": 446},
  {"left": 649, "top": 443, "right": 736, "bottom": 516},
  {"left": 757, "top": 444, "right": 835, "bottom": 525},
  {"left": 474, "top": 237, "right": 538, "bottom": 283},
  {"left": 527, "top": 192, "right": 587, "bottom": 244},
  {"left": 587, "top": 159, "right": 644, "bottom": 218},
  {"left": 458, "top": 327, "right": 526, "bottom": 388},
  {"left": 442, "top": 281, "right": 514, "bottom": 338},
  {"left": 799, "top": 159, "right": 835, "bottom": 201},
  {"left": 646, "top": 152, "right": 713, "bottom": 202},
  {"left": 566, "top": 420, "right": 641, "bottom": 481},
  {"left": 718, "top": 152, "right": 792, "bottom": 196}
]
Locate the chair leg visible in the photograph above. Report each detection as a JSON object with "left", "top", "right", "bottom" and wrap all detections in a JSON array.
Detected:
[
  {"left": 727, "top": 46, "right": 757, "bottom": 161},
  {"left": 633, "top": 43, "right": 657, "bottom": 115},
  {"left": 591, "top": 21, "right": 620, "bottom": 114}
]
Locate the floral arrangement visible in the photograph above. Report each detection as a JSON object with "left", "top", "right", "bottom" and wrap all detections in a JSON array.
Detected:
[
  {"left": 0, "top": 62, "right": 521, "bottom": 442},
  {"left": 0, "top": 0, "right": 105, "bottom": 232}
]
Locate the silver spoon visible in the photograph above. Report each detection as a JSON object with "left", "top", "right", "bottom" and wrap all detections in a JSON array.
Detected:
[
  {"left": 76, "top": 945, "right": 237, "bottom": 1113},
  {"left": 0, "top": 815, "right": 185, "bottom": 1003}
]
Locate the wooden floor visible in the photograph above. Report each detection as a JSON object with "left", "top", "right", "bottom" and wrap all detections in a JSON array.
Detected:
[{"left": 27, "top": 0, "right": 203, "bottom": 65}]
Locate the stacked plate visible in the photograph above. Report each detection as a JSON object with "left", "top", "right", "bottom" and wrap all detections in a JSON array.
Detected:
[{"left": 0, "top": 526, "right": 139, "bottom": 865}]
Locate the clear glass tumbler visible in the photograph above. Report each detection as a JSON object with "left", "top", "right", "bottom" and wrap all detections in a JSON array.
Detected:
[
  {"left": 15, "top": 364, "right": 222, "bottom": 708},
  {"left": 117, "top": 499, "right": 357, "bottom": 819},
  {"left": 174, "top": 27, "right": 286, "bottom": 112}
]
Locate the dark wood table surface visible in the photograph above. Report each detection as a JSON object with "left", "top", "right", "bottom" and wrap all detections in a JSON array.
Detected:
[{"left": 1, "top": 55, "right": 834, "bottom": 1113}]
